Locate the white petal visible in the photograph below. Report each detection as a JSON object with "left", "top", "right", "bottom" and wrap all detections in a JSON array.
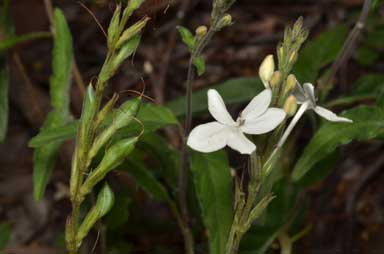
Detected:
[
  {"left": 241, "top": 108, "right": 286, "bottom": 135},
  {"left": 208, "top": 89, "right": 236, "bottom": 126},
  {"left": 292, "top": 83, "right": 307, "bottom": 104},
  {"left": 303, "top": 83, "right": 316, "bottom": 105},
  {"left": 314, "top": 106, "right": 353, "bottom": 123},
  {"left": 226, "top": 129, "right": 256, "bottom": 154},
  {"left": 240, "top": 89, "right": 272, "bottom": 121},
  {"left": 187, "top": 122, "right": 230, "bottom": 153}
]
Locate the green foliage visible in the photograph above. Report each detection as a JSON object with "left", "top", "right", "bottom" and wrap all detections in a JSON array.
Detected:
[
  {"left": 0, "top": 223, "right": 11, "bottom": 250},
  {"left": 0, "top": 32, "right": 50, "bottom": 53},
  {"left": 190, "top": 151, "right": 233, "bottom": 254},
  {"left": 177, "top": 26, "right": 195, "bottom": 50},
  {"left": 29, "top": 102, "right": 178, "bottom": 147},
  {"left": 193, "top": 56, "right": 206, "bottom": 76},
  {"left": 293, "top": 24, "right": 348, "bottom": 83},
  {"left": 292, "top": 106, "right": 384, "bottom": 181},
  {"left": 33, "top": 9, "right": 73, "bottom": 200},
  {"left": 0, "top": 67, "right": 8, "bottom": 142},
  {"left": 167, "top": 77, "right": 263, "bottom": 117}
]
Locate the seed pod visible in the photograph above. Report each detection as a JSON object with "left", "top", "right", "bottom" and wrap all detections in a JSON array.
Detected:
[
  {"left": 112, "top": 35, "right": 141, "bottom": 71},
  {"left": 70, "top": 85, "right": 97, "bottom": 199},
  {"left": 115, "top": 17, "right": 149, "bottom": 49},
  {"left": 259, "top": 55, "right": 275, "bottom": 88},
  {"left": 94, "top": 93, "right": 119, "bottom": 129},
  {"left": 80, "top": 136, "right": 138, "bottom": 197},
  {"left": 87, "top": 98, "right": 140, "bottom": 165},
  {"left": 76, "top": 184, "right": 114, "bottom": 246},
  {"left": 283, "top": 95, "right": 298, "bottom": 116},
  {"left": 107, "top": 4, "right": 122, "bottom": 49}
]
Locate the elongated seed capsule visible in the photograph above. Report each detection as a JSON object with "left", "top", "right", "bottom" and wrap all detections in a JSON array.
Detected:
[
  {"left": 94, "top": 93, "right": 119, "bottom": 129},
  {"left": 76, "top": 184, "right": 114, "bottom": 246},
  {"left": 116, "top": 17, "right": 149, "bottom": 49},
  {"left": 87, "top": 98, "right": 140, "bottom": 166},
  {"left": 80, "top": 136, "right": 138, "bottom": 197},
  {"left": 107, "top": 4, "right": 122, "bottom": 49},
  {"left": 70, "top": 85, "right": 97, "bottom": 200}
]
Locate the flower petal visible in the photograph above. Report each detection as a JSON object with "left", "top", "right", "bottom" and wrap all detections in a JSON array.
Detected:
[
  {"left": 240, "top": 89, "right": 272, "bottom": 121},
  {"left": 241, "top": 108, "right": 286, "bottom": 134},
  {"left": 226, "top": 129, "right": 256, "bottom": 154},
  {"left": 303, "top": 83, "right": 316, "bottom": 105},
  {"left": 208, "top": 89, "right": 236, "bottom": 126},
  {"left": 187, "top": 121, "right": 230, "bottom": 153},
  {"left": 314, "top": 106, "right": 353, "bottom": 123}
]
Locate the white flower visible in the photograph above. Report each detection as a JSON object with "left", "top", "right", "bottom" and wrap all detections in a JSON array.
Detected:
[
  {"left": 187, "top": 89, "right": 286, "bottom": 154},
  {"left": 276, "top": 82, "right": 353, "bottom": 150},
  {"left": 293, "top": 82, "right": 353, "bottom": 123}
]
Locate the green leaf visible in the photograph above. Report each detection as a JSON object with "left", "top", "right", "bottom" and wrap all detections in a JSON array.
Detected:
[
  {"left": 0, "top": 223, "right": 11, "bottom": 250},
  {"left": 293, "top": 24, "right": 348, "bottom": 83},
  {"left": 167, "top": 77, "right": 263, "bottom": 117},
  {"left": 0, "top": 66, "right": 9, "bottom": 142},
  {"left": 77, "top": 184, "right": 115, "bottom": 243},
  {"left": 0, "top": 32, "right": 50, "bottom": 53},
  {"left": 50, "top": 9, "right": 73, "bottom": 115},
  {"left": 119, "top": 155, "right": 170, "bottom": 201},
  {"left": 352, "top": 74, "right": 384, "bottom": 96},
  {"left": 190, "top": 150, "right": 233, "bottom": 254},
  {"left": 29, "top": 121, "right": 78, "bottom": 147},
  {"left": 292, "top": 106, "right": 384, "bottom": 181},
  {"left": 32, "top": 9, "right": 73, "bottom": 200},
  {"left": 177, "top": 26, "right": 195, "bottom": 50},
  {"left": 193, "top": 56, "right": 206, "bottom": 76},
  {"left": 28, "top": 103, "right": 179, "bottom": 148}
]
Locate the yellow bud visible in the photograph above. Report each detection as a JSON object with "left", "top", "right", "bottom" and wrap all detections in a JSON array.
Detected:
[
  {"left": 284, "top": 74, "right": 297, "bottom": 95},
  {"left": 284, "top": 95, "right": 297, "bottom": 116},
  {"left": 269, "top": 71, "right": 281, "bottom": 89},
  {"left": 195, "top": 25, "right": 208, "bottom": 37},
  {"left": 218, "top": 14, "right": 232, "bottom": 28},
  {"left": 259, "top": 54, "right": 275, "bottom": 88}
]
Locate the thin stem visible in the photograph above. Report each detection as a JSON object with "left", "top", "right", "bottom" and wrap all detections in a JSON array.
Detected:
[{"left": 325, "top": 0, "right": 372, "bottom": 85}]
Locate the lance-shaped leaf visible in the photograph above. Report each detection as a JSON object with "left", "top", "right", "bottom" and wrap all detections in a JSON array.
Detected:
[
  {"left": 77, "top": 184, "right": 114, "bottom": 246},
  {"left": 33, "top": 9, "right": 73, "bottom": 200},
  {"left": 80, "top": 137, "right": 138, "bottom": 197},
  {"left": 177, "top": 26, "right": 195, "bottom": 50},
  {"left": 190, "top": 150, "right": 233, "bottom": 254},
  {"left": 292, "top": 105, "right": 384, "bottom": 181}
]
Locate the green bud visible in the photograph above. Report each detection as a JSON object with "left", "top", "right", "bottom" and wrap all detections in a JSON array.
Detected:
[
  {"left": 87, "top": 98, "right": 140, "bottom": 166},
  {"left": 195, "top": 25, "right": 207, "bottom": 37},
  {"left": 76, "top": 184, "right": 114, "bottom": 246},
  {"left": 283, "top": 95, "right": 297, "bottom": 116},
  {"left": 107, "top": 4, "right": 122, "bottom": 48},
  {"left": 116, "top": 17, "right": 149, "bottom": 49},
  {"left": 80, "top": 137, "right": 138, "bottom": 197}
]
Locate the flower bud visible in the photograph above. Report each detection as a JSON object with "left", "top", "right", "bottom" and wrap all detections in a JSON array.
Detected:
[
  {"left": 288, "top": 51, "right": 297, "bottom": 64},
  {"left": 284, "top": 74, "right": 297, "bottom": 95},
  {"left": 218, "top": 14, "right": 232, "bottom": 28},
  {"left": 195, "top": 25, "right": 208, "bottom": 37},
  {"left": 259, "top": 54, "right": 275, "bottom": 88},
  {"left": 284, "top": 95, "right": 297, "bottom": 116},
  {"left": 269, "top": 71, "right": 281, "bottom": 89}
]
